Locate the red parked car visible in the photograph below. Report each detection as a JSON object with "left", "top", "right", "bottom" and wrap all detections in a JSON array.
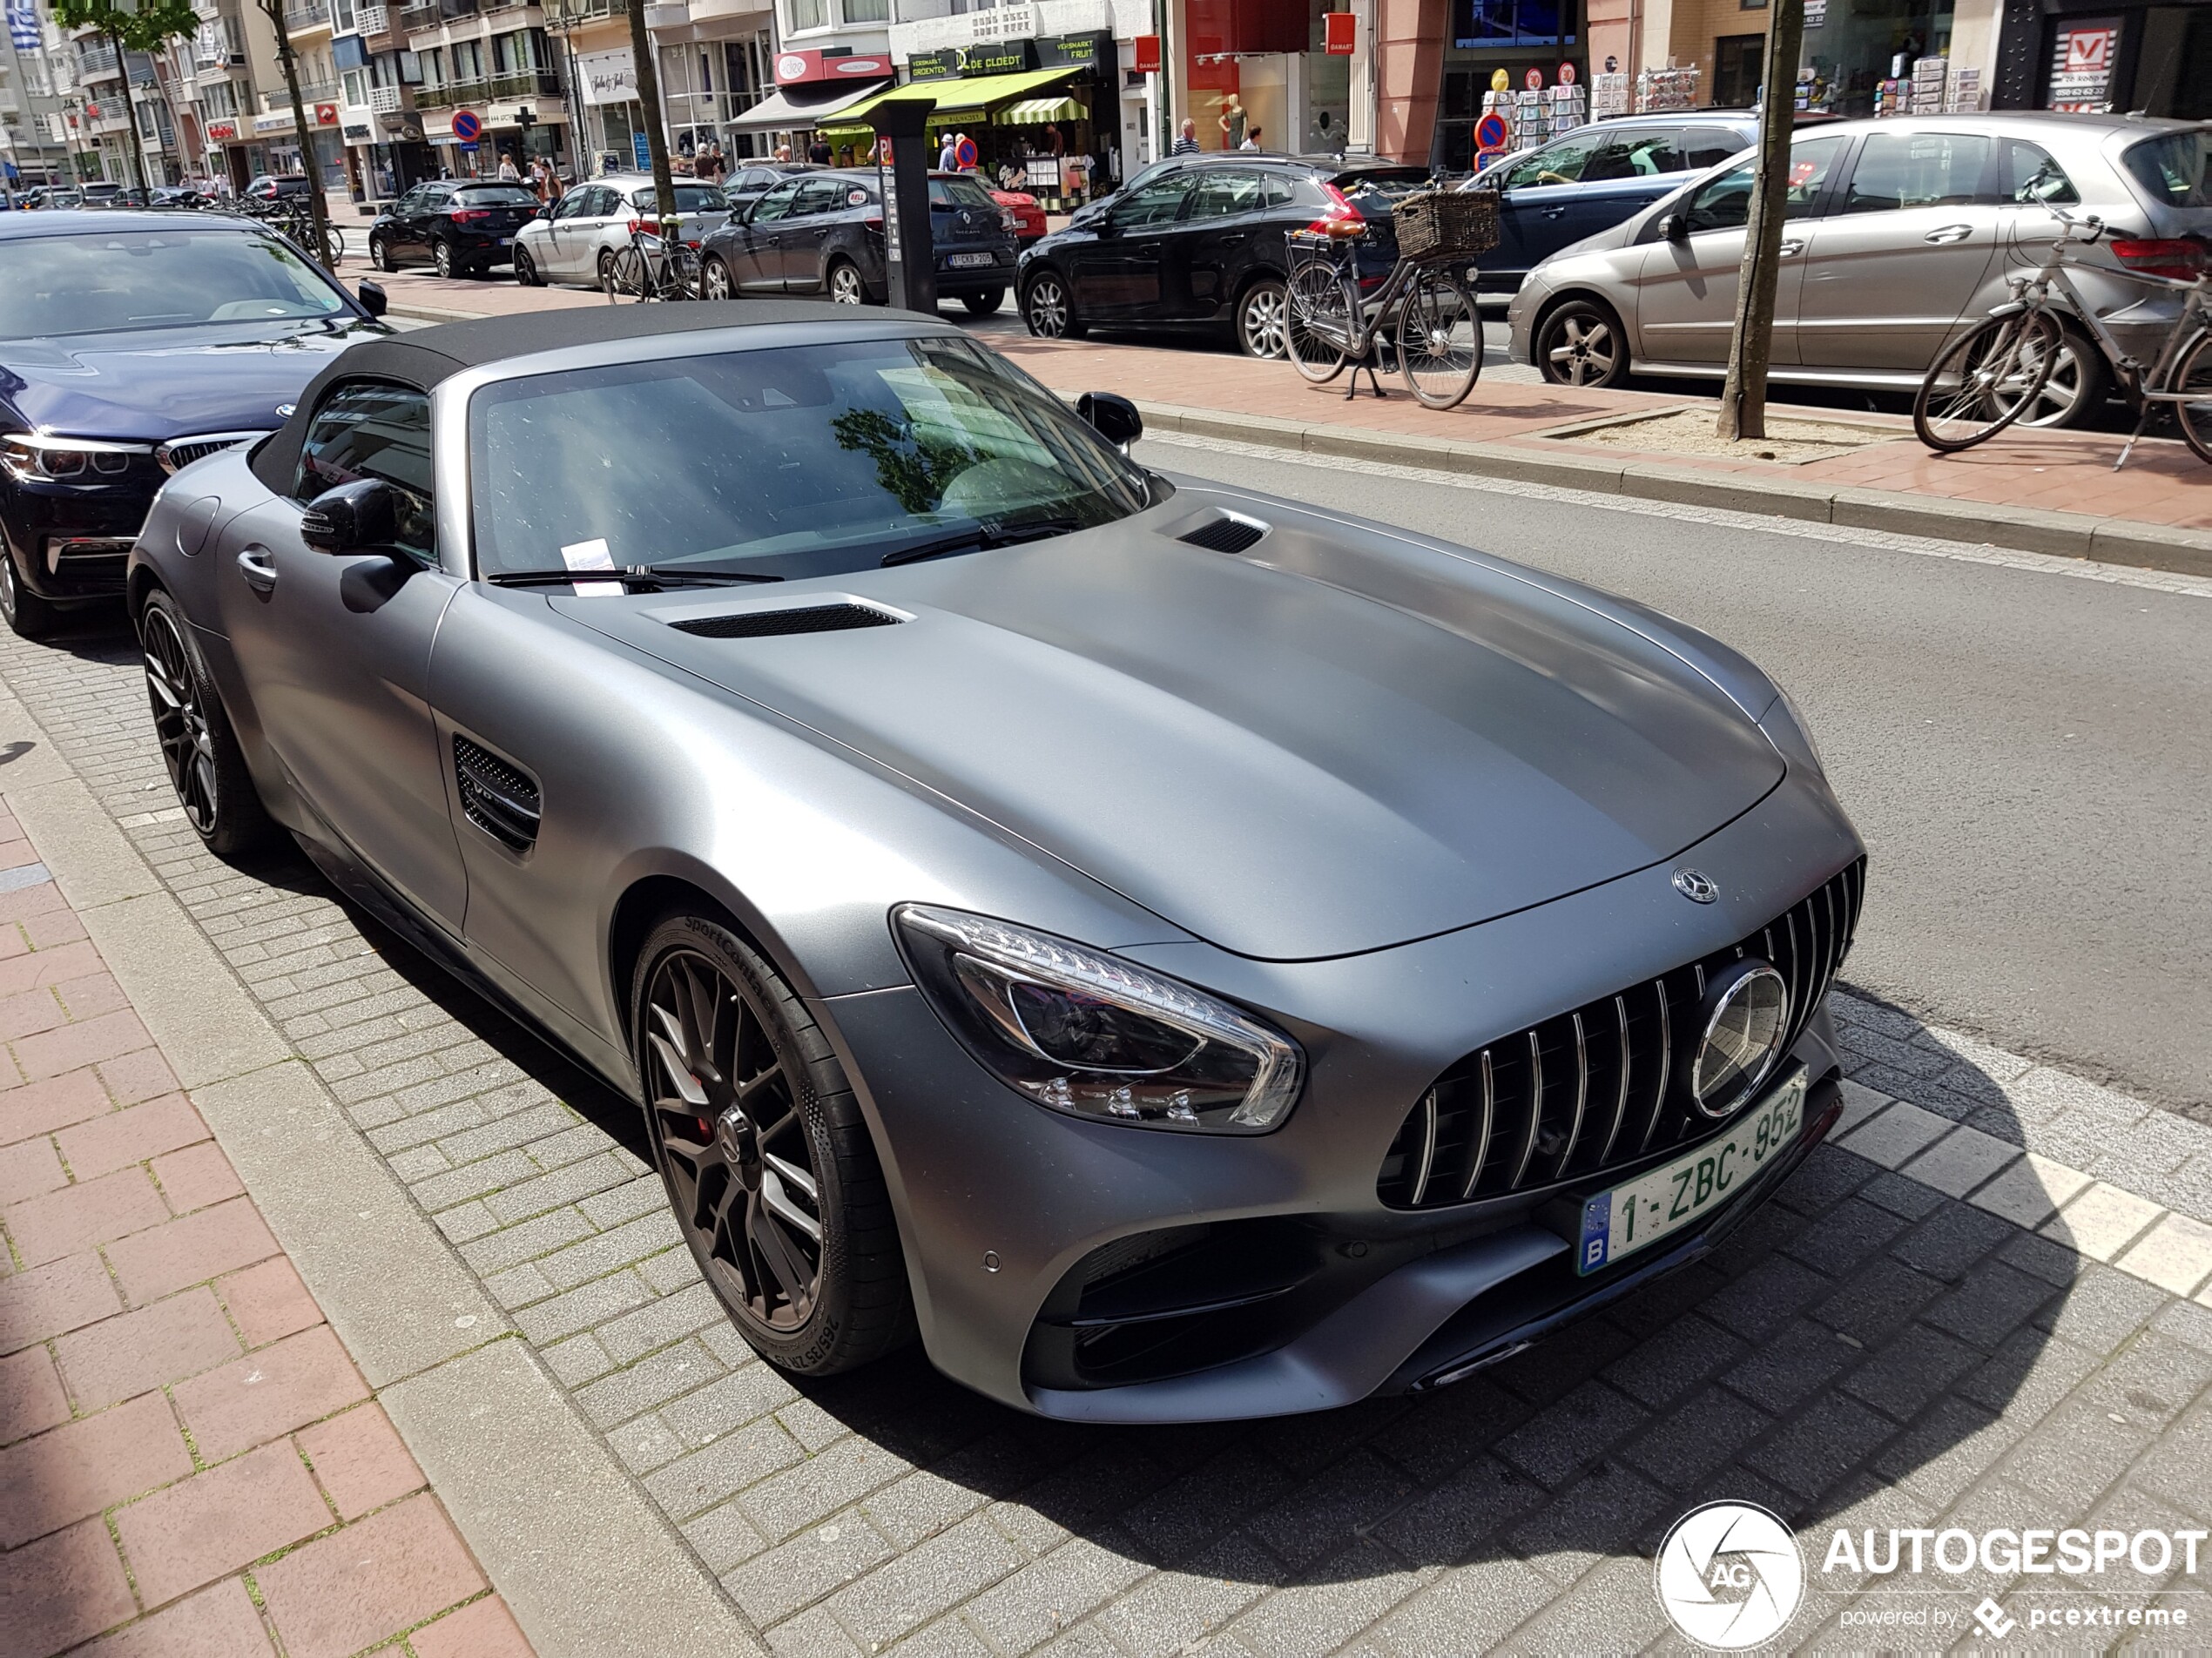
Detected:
[{"left": 991, "top": 188, "right": 1046, "bottom": 246}]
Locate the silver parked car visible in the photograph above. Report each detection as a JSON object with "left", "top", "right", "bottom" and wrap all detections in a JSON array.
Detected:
[
  {"left": 128, "top": 305, "right": 1865, "bottom": 1423},
  {"left": 511, "top": 174, "right": 735, "bottom": 291},
  {"left": 1507, "top": 113, "right": 2212, "bottom": 427}
]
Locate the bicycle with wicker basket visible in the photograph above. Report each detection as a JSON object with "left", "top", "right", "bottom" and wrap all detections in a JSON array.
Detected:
[{"left": 1285, "top": 188, "right": 1496, "bottom": 409}]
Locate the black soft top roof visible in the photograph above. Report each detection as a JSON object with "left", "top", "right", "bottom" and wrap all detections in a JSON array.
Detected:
[{"left": 252, "top": 299, "right": 941, "bottom": 491}]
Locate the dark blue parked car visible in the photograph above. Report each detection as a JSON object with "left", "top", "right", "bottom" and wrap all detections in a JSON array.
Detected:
[
  {"left": 1462, "top": 114, "right": 1766, "bottom": 291},
  {"left": 0, "top": 211, "right": 389, "bottom": 637}
]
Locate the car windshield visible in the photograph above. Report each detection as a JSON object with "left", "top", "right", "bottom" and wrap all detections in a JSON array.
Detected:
[
  {"left": 0, "top": 228, "right": 350, "bottom": 340},
  {"left": 469, "top": 335, "right": 1150, "bottom": 581},
  {"left": 1333, "top": 167, "right": 1432, "bottom": 214},
  {"left": 454, "top": 184, "right": 538, "bottom": 206},
  {"left": 930, "top": 176, "right": 999, "bottom": 209},
  {"left": 671, "top": 185, "right": 729, "bottom": 212},
  {"left": 2121, "top": 131, "right": 2212, "bottom": 209}
]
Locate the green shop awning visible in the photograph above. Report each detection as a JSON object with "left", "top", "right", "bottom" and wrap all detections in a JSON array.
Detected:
[
  {"left": 994, "top": 97, "right": 1084, "bottom": 125},
  {"left": 819, "top": 66, "right": 1082, "bottom": 139}
]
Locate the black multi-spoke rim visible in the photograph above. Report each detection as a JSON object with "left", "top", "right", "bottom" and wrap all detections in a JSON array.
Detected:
[
  {"left": 142, "top": 608, "right": 218, "bottom": 834},
  {"left": 646, "top": 948, "right": 824, "bottom": 1331}
]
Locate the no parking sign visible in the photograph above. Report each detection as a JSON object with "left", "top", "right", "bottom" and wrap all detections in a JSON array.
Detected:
[
  {"left": 451, "top": 109, "right": 482, "bottom": 145},
  {"left": 1474, "top": 108, "right": 1512, "bottom": 168}
]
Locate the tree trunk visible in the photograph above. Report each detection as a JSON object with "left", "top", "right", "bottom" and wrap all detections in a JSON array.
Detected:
[
  {"left": 108, "top": 28, "right": 152, "bottom": 193},
  {"left": 624, "top": 0, "right": 675, "bottom": 224},
  {"left": 260, "top": 0, "right": 332, "bottom": 261},
  {"left": 1716, "top": 0, "right": 1804, "bottom": 443}
]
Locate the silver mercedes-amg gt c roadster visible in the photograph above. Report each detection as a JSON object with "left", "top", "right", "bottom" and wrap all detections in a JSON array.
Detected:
[{"left": 128, "top": 302, "right": 1865, "bottom": 1423}]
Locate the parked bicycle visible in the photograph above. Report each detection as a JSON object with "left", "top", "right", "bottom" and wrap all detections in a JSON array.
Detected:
[
  {"left": 248, "top": 199, "right": 345, "bottom": 273},
  {"left": 1285, "top": 189, "right": 1494, "bottom": 410},
  {"left": 1913, "top": 206, "right": 2212, "bottom": 466},
  {"left": 605, "top": 216, "right": 700, "bottom": 303}
]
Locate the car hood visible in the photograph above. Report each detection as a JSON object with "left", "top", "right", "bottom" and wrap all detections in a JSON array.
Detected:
[
  {"left": 570, "top": 500, "right": 1784, "bottom": 960},
  {"left": 0, "top": 316, "right": 387, "bottom": 441}
]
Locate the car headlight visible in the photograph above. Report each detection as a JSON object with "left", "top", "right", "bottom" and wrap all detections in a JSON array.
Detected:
[
  {"left": 2, "top": 434, "right": 157, "bottom": 484},
  {"left": 894, "top": 905, "right": 1304, "bottom": 1134},
  {"left": 1761, "top": 682, "right": 1826, "bottom": 775}
]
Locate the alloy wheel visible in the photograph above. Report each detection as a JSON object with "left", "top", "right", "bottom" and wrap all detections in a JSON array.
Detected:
[
  {"left": 2008, "top": 334, "right": 2090, "bottom": 428},
  {"left": 645, "top": 947, "right": 825, "bottom": 1332},
  {"left": 703, "top": 258, "right": 732, "bottom": 300},
  {"left": 142, "top": 605, "right": 219, "bottom": 836},
  {"left": 514, "top": 246, "right": 538, "bottom": 286},
  {"left": 1546, "top": 311, "right": 1618, "bottom": 387},
  {"left": 828, "top": 263, "right": 864, "bottom": 305},
  {"left": 1238, "top": 281, "right": 1289, "bottom": 359},
  {"left": 0, "top": 556, "right": 16, "bottom": 625},
  {"left": 1025, "top": 275, "right": 1070, "bottom": 337},
  {"left": 433, "top": 239, "right": 454, "bottom": 280}
]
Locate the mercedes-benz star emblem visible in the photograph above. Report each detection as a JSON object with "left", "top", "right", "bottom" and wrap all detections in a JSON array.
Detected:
[{"left": 1673, "top": 867, "right": 1718, "bottom": 904}]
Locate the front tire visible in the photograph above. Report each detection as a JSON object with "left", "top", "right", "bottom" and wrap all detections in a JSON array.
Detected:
[
  {"left": 1022, "top": 270, "right": 1085, "bottom": 338},
  {"left": 1534, "top": 297, "right": 1628, "bottom": 388},
  {"left": 370, "top": 233, "right": 399, "bottom": 273},
  {"left": 632, "top": 913, "right": 912, "bottom": 1377},
  {"left": 514, "top": 245, "right": 542, "bottom": 286},
  {"left": 0, "top": 549, "right": 57, "bottom": 639},
  {"left": 2012, "top": 322, "right": 2107, "bottom": 430},
  {"left": 1913, "top": 312, "right": 2058, "bottom": 453},
  {"left": 139, "top": 590, "right": 273, "bottom": 858},
  {"left": 1236, "top": 276, "right": 1290, "bottom": 360},
  {"left": 702, "top": 256, "right": 732, "bottom": 300}
]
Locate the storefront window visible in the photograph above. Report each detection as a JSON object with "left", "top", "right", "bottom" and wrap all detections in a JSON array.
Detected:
[{"left": 1798, "top": 0, "right": 1950, "bottom": 117}]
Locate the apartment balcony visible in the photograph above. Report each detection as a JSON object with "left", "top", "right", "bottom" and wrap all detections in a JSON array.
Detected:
[
  {"left": 414, "top": 76, "right": 483, "bottom": 108},
  {"left": 0, "top": 91, "right": 19, "bottom": 118},
  {"left": 488, "top": 68, "right": 558, "bottom": 98},
  {"left": 77, "top": 45, "right": 122, "bottom": 80},
  {"left": 397, "top": 2, "right": 439, "bottom": 30},
  {"left": 543, "top": 0, "right": 624, "bottom": 23},
  {"left": 284, "top": 0, "right": 332, "bottom": 31},
  {"left": 295, "top": 77, "right": 341, "bottom": 100},
  {"left": 354, "top": 3, "right": 392, "bottom": 40},
  {"left": 368, "top": 83, "right": 410, "bottom": 113}
]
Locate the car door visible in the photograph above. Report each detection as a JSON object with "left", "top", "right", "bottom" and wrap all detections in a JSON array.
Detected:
[
  {"left": 1635, "top": 132, "right": 1848, "bottom": 367},
  {"left": 386, "top": 186, "right": 426, "bottom": 253},
  {"left": 1793, "top": 128, "right": 2006, "bottom": 373},
  {"left": 212, "top": 381, "right": 468, "bottom": 930},
  {"left": 777, "top": 176, "right": 846, "bottom": 290},
  {"left": 732, "top": 178, "right": 801, "bottom": 292},
  {"left": 1070, "top": 169, "right": 1195, "bottom": 319},
  {"left": 1487, "top": 130, "right": 1608, "bottom": 280},
  {"left": 1175, "top": 167, "right": 1268, "bottom": 320},
  {"left": 539, "top": 185, "right": 593, "bottom": 280},
  {"left": 1543, "top": 127, "right": 1737, "bottom": 262}
]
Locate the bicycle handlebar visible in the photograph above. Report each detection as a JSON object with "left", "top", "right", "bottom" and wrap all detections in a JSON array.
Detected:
[{"left": 2047, "top": 206, "right": 2105, "bottom": 245}]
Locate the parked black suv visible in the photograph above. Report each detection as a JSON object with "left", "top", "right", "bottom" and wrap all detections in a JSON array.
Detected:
[
  {"left": 243, "top": 174, "right": 315, "bottom": 205},
  {"left": 698, "top": 169, "right": 1018, "bottom": 311},
  {"left": 368, "top": 180, "right": 542, "bottom": 278},
  {"left": 1016, "top": 154, "right": 1432, "bottom": 357}
]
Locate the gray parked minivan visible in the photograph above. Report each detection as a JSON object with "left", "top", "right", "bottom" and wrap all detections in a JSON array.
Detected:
[{"left": 1507, "top": 113, "right": 2211, "bottom": 428}]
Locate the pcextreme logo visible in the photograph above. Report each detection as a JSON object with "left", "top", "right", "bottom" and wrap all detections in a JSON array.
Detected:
[{"left": 1655, "top": 1501, "right": 1805, "bottom": 1649}]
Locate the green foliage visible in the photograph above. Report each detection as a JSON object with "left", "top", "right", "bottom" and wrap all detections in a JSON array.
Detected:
[
  {"left": 831, "top": 408, "right": 979, "bottom": 516},
  {"left": 51, "top": 0, "right": 201, "bottom": 50}
]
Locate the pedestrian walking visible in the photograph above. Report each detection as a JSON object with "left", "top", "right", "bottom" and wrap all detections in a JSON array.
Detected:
[
  {"left": 774, "top": 143, "right": 792, "bottom": 162},
  {"left": 1170, "top": 118, "right": 1199, "bottom": 156},
  {"left": 497, "top": 151, "right": 520, "bottom": 182},
  {"left": 937, "top": 131, "right": 958, "bottom": 171},
  {"left": 807, "top": 134, "right": 832, "bottom": 165},
  {"left": 1240, "top": 126, "right": 1262, "bottom": 151}
]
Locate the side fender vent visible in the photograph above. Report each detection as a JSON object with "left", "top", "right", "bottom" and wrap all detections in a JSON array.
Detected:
[
  {"left": 1178, "top": 514, "right": 1269, "bottom": 556},
  {"left": 670, "top": 603, "right": 901, "bottom": 639},
  {"left": 454, "top": 735, "right": 541, "bottom": 854}
]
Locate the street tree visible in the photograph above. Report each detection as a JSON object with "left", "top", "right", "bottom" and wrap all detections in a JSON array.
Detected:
[
  {"left": 623, "top": 0, "right": 675, "bottom": 225},
  {"left": 246, "top": 0, "right": 331, "bottom": 260},
  {"left": 1716, "top": 0, "right": 1806, "bottom": 442},
  {"left": 51, "top": 0, "right": 198, "bottom": 195}
]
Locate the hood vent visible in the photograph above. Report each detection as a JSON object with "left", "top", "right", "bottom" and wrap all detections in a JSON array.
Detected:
[
  {"left": 670, "top": 603, "right": 901, "bottom": 640},
  {"left": 1178, "top": 514, "right": 1269, "bottom": 556}
]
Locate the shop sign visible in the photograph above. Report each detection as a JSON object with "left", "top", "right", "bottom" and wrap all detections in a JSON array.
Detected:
[
  {"left": 1323, "top": 11, "right": 1355, "bottom": 53},
  {"left": 2045, "top": 19, "right": 2118, "bottom": 111},
  {"left": 315, "top": 101, "right": 338, "bottom": 125},
  {"left": 1132, "top": 33, "right": 1160, "bottom": 73},
  {"left": 576, "top": 47, "right": 636, "bottom": 105},
  {"left": 252, "top": 109, "right": 294, "bottom": 134},
  {"left": 342, "top": 121, "right": 371, "bottom": 140},
  {"left": 908, "top": 38, "right": 1035, "bottom": 79},
  {"left": 1803, "top": 0, "right": 1826, "bottom": 27},
  {"left": 774, "top": 47, "right": 893, "bottom": 85},
  {"left": 206, "top": 119, "right": 238, "bottom": 140},
  {"left": 906, "top": 49, "right": 961, "bottom": 82},
  {"left": 1038, "top": 31, "right": 1110, "bottom": 74}
]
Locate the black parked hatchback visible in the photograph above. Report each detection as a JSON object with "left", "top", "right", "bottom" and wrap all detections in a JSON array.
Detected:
[
  {"left": 368, "top": 180, "right": 542, "bottom": 278},
  {"left": 698, "top": 169, "right": 1018, "bottom": 312},
  {"left": 1016, "top": 155, "right": 1433, "bottom": 357}
]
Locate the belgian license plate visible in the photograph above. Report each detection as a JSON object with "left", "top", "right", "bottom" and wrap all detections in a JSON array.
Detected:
[
  {"left": 948, "top": 251, "right": 995, "bottom": 267},
  {"left": 1575, "top": 1067, "right": 1807, "bottom": 1276}
]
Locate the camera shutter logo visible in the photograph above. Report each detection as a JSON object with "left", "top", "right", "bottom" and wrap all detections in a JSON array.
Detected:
[{"left": 1655, "top": 1501, "right": 1804, "bottom": 1649}]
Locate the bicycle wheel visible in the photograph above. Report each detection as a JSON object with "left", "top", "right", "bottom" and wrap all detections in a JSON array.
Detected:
[
  {"left": 1286, "top": 261, "right": 1350, "bottom": 385},
  {"left": 671, "top": 246, "right": 702, "bottom": 300},
  {"left": 1913, "top": 312, "right": 2059, "bottom": 452},
  {"left": 318, "top": 222, "right": 344, "bottom": 270},
  {"left": 608, "top": 244, "right": 652, "bottom": 302},
  {"left": 2170, "top": 328, "right": 2212, "bottom": 465},
  {"left": 1396, "top": 265, "right": 1481, "bottom": 409}
]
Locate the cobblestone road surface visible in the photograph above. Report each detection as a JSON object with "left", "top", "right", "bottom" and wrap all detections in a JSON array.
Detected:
[{"left": 2, "top": 614, "right": 2208, "bottom": 1656}]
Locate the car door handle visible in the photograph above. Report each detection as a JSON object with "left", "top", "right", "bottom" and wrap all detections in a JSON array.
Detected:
[
  {"left": 1218, "top": 233, "right": 1246, "bottom": 246},
  {"left": 1778, "top": 239, "right": 1806, "bottom": 257},
  {"left": 236, "top": 546, "right": 277, "bottom": 594},
  {"left": 1923, "top": 224, "right": 1974, "bottom": 245},
  {"left": 1541, "top": 206, "right": 1569, "bottom": 219}
]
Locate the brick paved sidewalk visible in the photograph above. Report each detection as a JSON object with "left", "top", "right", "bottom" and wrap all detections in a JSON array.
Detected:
[{"left": 0, "top": 803, "right": 533, "bottom": 1658}]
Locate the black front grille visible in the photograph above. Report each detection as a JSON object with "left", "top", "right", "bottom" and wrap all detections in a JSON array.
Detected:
[
  {"left": 669, "top": 603, "right": 900, "bottom": 639},
  {"left": 1178, "top": 515, "right": 1268, "bottom": 555},
  {"left": 453, "top": 735, "right": 541, "bottom": 853},
  {"left": 1377, "top": 859, "right": 1865, "bottom": 1210}
]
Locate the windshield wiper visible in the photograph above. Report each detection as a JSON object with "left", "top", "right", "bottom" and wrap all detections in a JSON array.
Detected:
[
  {"left": 487, "top": 565, "right": 784, "bottom": 590},
  {"left": 879, "top": 517, "right": 1086, "bottom": 568}
]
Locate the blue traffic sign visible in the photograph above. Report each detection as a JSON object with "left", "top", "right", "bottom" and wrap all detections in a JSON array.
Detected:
[{"left": 451, "top": 109, "right": 482, "bottom": 144}]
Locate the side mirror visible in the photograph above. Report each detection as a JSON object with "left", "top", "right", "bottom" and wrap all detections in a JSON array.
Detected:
[
  {"left": 300, "top": 478, "right": 398, "bottom": 553},
  {"left": 1076, "top": 391, "right": 1143, "bottom": 448},
  {"left": 356, "top": 279, "right": 388, "bottom": 316},
  {"left": 1659, "top": 212, "right": 1690, "bottom": 245}
]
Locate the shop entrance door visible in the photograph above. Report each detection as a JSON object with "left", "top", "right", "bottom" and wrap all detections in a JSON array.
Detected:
[{"left": 1713, "top": 36, "right": 1764, "bottom": 109}]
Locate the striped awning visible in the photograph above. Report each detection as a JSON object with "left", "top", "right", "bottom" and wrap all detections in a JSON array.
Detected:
[{"left": 994, "top": 97, "right": 1083, "bottom": 126}]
